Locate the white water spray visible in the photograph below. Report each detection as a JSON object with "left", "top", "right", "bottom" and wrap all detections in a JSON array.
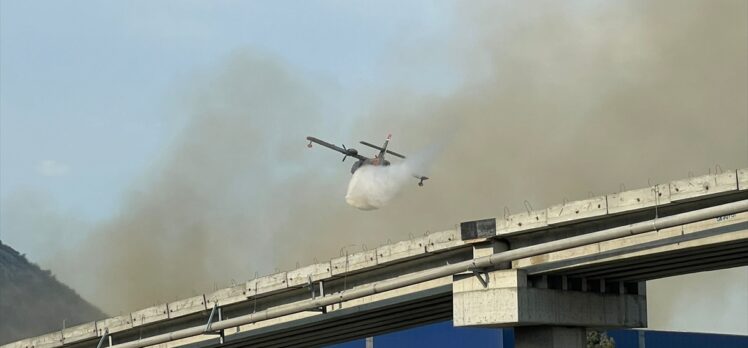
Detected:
[
  {"left": 344, "top": 139, "right": 445, "bottom": 210},
  {"left": 345, "top": 162, "right": 416, "bottom": 210}
]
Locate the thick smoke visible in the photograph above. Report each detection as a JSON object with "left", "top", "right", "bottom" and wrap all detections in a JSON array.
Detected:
[
  {"left": 2, "top": 0, "right": 746, "bottom": 334},
  {"left": 37, "top": 52, "right": 335, "bottom": 313},
  {"left": 273, "top": 0, "right": 748, "bottom": 334}
]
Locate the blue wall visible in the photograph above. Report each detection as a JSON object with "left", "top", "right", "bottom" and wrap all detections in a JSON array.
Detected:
[
  {"left": 608, "top": 329, "right": 748, "bottom": 348},
  {"left": 328, "top": 321, "right": 512, "bottom": 348},
  {"left": 327, "top": 321, "right": 748, "bottom": 348}
]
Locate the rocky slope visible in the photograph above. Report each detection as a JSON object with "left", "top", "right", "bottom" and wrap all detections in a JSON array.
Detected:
[{"left": 0, "top": 241, "right": 106, "bottom": 344}]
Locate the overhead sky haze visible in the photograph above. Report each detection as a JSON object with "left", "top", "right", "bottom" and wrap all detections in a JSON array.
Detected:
[
  {"left": 0, "top": 0, "right": 457, "bottom": 222},
  {"left": 1, "top": 0, "right": 747, "bottom": 336}
]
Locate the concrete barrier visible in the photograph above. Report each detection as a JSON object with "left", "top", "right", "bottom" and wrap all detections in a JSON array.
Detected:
[
  {"left": 376, "top": 237, "right": 428, "bottom": 264},
  {"left": 168, "top": 295, "right": 206, "bottom": 318},
  {"left": 254, "top": 272, "right": 288, "bottom": 296},
  {"left": 547, "top": 196, "right": 608, "bottom": 225},
  {"left": 331, "top": 250, "right": 377, "bottom": 275},
  {"left": 670, "top": 171, "right": 738, "bottom": 202},
  {"left": 206, "top": 283, "right": 248, "bottom": 308},
  {"left": 287, "top": 262, "right": 332, "bottom": 287},
  {"left": 30, "top": 332, "right": 61, "bottom": 348},
  {"left": 96, "top": 314, "right": 132, "bottom": 334},
  {"left": 739, "top": 168, "right": 748, "bottom": 190},
  {"left": 131, "top": 304, "right": 168, "bottom": 327},
  {"left": 607, "top": 184, "right": 670, "bottom": 214},
  {"left": 426, "top": 230, "right": 463, "bottom": 253},
  {"left": 61, "top": 322, "right": 97, "bottom": 344}
]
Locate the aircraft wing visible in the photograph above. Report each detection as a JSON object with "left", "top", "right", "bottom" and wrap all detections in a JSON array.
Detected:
[
  {"left": 307, "top": 136, "right": 367, "bottom": 161},
  {"left": 359, "top": 141, "right": 406, "bottom": 159}
]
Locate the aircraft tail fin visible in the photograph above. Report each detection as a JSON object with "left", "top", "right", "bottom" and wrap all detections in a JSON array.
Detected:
[{"left": 380, "top": 134, "right": 391, "bottom": 157}]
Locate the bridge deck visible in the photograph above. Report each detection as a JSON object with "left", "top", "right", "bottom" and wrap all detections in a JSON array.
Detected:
[{"left": 4, "top": 169, "right": 747, "bottom": 348}]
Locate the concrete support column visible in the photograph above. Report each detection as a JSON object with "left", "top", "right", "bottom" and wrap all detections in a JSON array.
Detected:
[
  {"left": 472, "top": 240, "right": 510, "bottom": 269},
  {"left": 514, "top": 326, "right": 586, "bottom": 348},
  {"left": 453, "top": 269, "right": 646, "bottom": 328}
]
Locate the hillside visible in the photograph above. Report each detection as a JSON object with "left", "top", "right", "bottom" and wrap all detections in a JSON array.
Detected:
[{"left": 0, "top": 241, "right": 107, "bottom": 344}]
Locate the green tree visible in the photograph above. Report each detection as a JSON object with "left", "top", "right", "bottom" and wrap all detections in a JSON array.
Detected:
[{"left": 587, "top": 330, "right": 615, "bottom": 348}]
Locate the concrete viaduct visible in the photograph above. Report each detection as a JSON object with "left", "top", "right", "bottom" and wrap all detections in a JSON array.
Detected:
[{"left": 4, "top": 168, "right": 748, "bottom": 348}]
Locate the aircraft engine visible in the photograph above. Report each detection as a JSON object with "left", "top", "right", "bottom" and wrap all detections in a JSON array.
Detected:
[{"left": 341, "top": 145, "right": 358, "bottom": 162}]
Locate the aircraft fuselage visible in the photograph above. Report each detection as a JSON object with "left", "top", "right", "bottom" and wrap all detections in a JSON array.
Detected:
[{"left": 350, "top": 157, "right": 391, "bottom": 174}]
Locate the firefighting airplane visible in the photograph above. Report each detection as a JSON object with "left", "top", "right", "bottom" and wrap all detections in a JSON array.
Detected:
[{"left": 306, "top": 134, "right": 429, "bottom": 186}]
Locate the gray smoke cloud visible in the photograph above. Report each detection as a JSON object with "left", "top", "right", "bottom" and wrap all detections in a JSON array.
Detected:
[
  {"left": 40, "top": 52, "right": 335, "bottom": 312},
  {"left": 2, "top": 0, "right": 746, "bottom": 334},
  {"left": 271, "top": 0, "right": 748, "bottom": 334}
]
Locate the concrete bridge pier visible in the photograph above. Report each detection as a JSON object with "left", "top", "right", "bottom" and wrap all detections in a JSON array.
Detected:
[{"left": 453, "top": 269, "right": 647, "bottom": 348}]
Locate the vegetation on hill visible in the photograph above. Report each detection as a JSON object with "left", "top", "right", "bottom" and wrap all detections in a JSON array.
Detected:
[{"left": 0, "top": 241, "right": 106, "bottom": 344}]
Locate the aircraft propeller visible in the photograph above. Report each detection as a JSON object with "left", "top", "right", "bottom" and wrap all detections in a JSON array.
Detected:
[{"left": 341, "top": 144, "right": 358, "bottom": 162}]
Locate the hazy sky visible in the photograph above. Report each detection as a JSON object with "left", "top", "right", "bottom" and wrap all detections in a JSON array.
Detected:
[
  {"left": 0, "top": 0, "right": 456, "bottom": 222},
  {"left": 1, "top": 0, "right": 746, "bottom": 336}
]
